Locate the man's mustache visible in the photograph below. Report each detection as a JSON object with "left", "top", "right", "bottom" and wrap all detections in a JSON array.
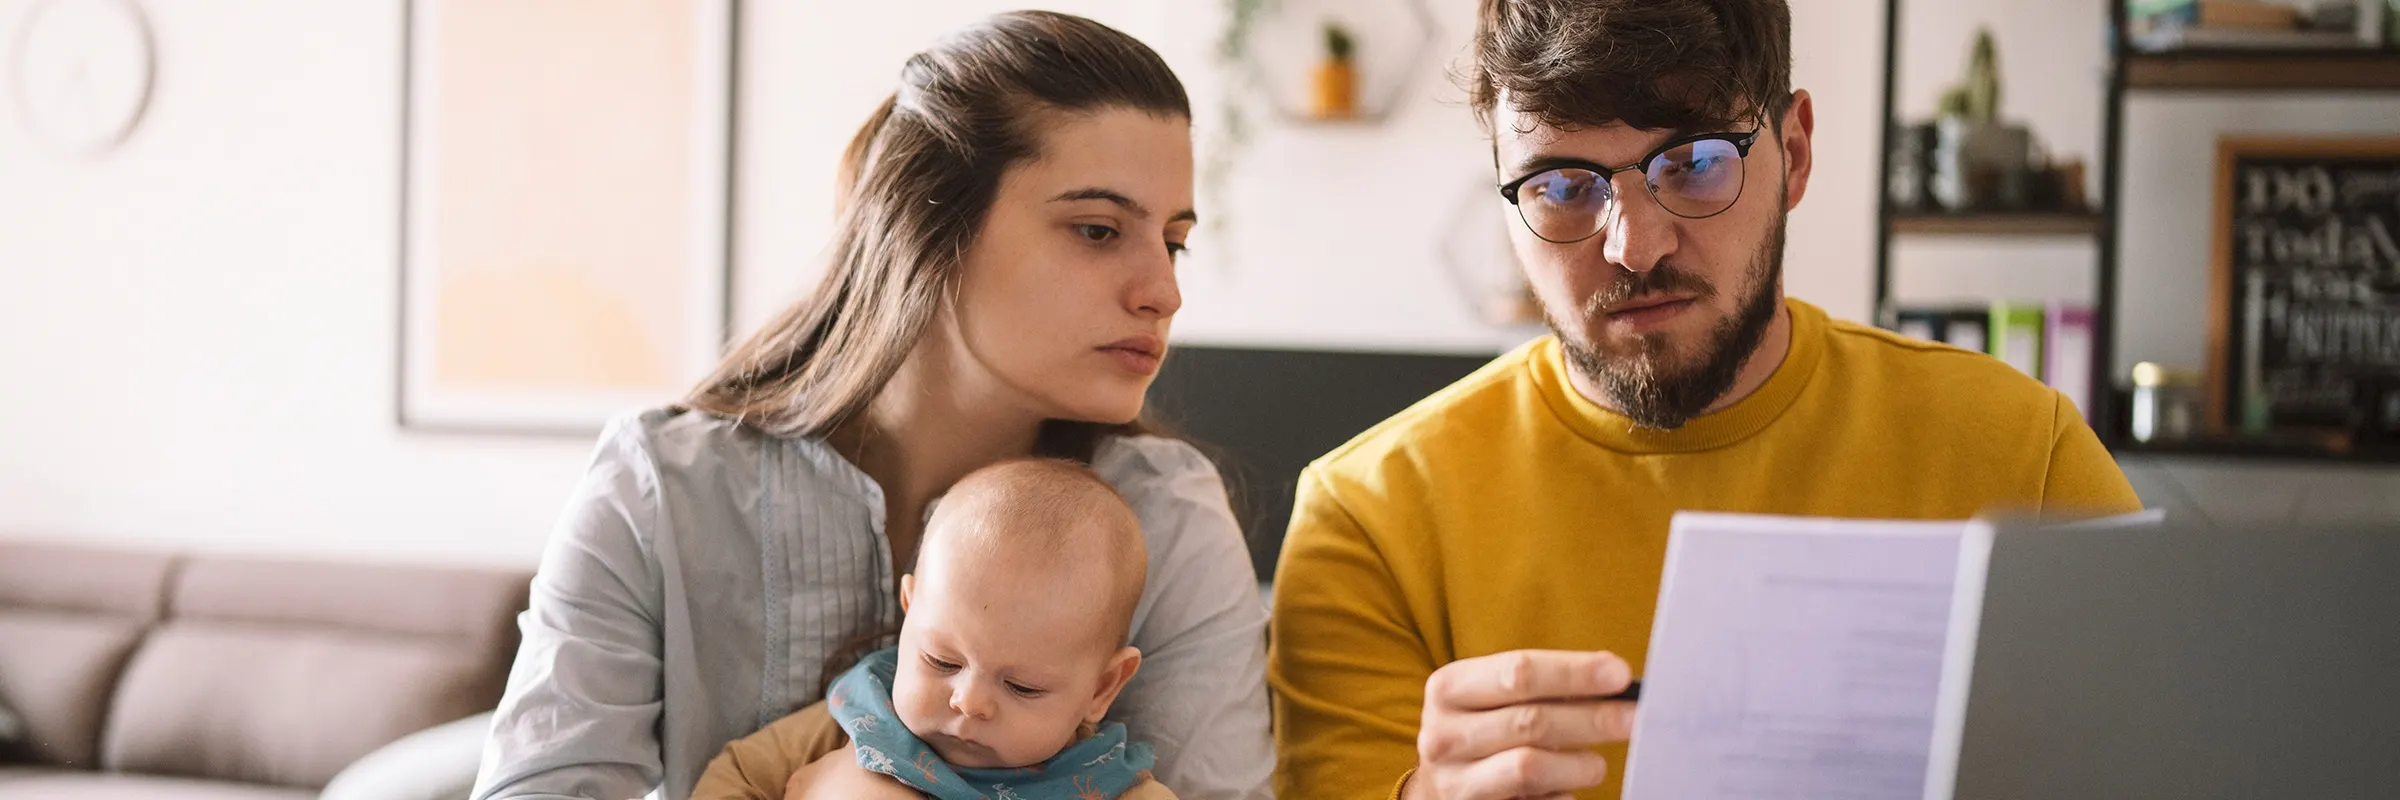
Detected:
[{"left": 1582, "top": 264, "right": 1717, "bottom": 317}]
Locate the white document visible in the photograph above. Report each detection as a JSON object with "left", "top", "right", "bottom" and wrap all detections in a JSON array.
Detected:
[{"left": 1622, "top": 513, "right": 1995, "bottom": 800}]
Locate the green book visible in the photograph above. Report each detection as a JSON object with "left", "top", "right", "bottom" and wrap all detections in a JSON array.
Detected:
[
  {"left": 2127, "top": 0, "right": 2193, "bottom": 19},
  {"left": 1988, "top": 301, "right": 2044, "bottom": 379}
]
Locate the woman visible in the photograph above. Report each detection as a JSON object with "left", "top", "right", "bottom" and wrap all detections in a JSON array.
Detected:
[{"left": 470, "top": 12, "right": 1272, "bottom": 800}]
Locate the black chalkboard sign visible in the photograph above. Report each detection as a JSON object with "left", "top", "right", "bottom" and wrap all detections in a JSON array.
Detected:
[{"left": 2210, "top": 138, "right": 2400, "bottom": 441}]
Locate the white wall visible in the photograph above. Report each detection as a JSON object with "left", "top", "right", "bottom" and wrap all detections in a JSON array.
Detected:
[
  {"left": 0, "top": 1, "right": 591, "bottom": 567},
  {"left": 1163, "top": 0, "right": 1891, "bottom": 350},
  {"left": 0, "top": 0, "right": 1901, "bottom": 565},
  {"left": 740, "top": 0, "right": 1892, "bottom": 353},
  {"left": 3, "top": 1, "right": 2388, "bottom": 566}
]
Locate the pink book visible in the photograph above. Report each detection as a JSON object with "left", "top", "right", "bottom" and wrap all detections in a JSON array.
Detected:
[{"left": 2044, "top": 302, "right": 2095, "bottom": 419}]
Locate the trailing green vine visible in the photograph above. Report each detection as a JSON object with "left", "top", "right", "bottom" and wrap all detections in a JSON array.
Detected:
[{"left": 1202, "top": 0, "right": 1272, "bottom": 265}]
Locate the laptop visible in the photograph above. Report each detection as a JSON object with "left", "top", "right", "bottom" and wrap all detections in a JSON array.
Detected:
[{"left": 1955, "top": 520, "right": 2400, "bottom": 798}]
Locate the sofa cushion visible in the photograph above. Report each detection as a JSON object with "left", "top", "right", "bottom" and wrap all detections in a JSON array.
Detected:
[
  {"left": 0, "top": 541, "right": 177, "bottom": 768},
  {"left": 169, "top": 557, "right": 526, "bottom": 646},
  {"left": 0, "top": 543, "right": 175, "bottom": 620},
  {"left": 0, "top": 767, "right": 316, "bottom": 800},
  {"left": 0, "top": 542, "right": 175, "bottom": 768},
  {"left": 98, "top": 556, "right": 528, "bottom": 789},
  {"left": 0, "top": 612, "right": 148, "bottom": 768},
  {"left": 102, "top": 624, "right": 499, "bottom": 788}
]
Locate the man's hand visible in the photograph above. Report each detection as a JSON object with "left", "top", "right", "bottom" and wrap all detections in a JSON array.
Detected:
[
  {"left": 1405, "top": 650, "right": 1638, "bottom": 800},
  {"left": 783, "top": 744, "right": 925, "bottom": 799}
]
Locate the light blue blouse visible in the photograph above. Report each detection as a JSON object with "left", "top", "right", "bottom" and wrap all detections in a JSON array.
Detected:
[{"left": 470, "top": 409, "right": 1274, "bottom": 800}]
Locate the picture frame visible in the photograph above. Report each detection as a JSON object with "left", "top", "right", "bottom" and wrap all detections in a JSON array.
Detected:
[
  {"left": 398, "top": 0, "right": 737, "bottom": 434},
  {"left": 2206, "top": 135, "right": 2400, "bottom": 443}
]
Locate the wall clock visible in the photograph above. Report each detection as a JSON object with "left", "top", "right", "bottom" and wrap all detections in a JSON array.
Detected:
[{"left": 11, "top": 0, "right": 155, "bottom": 156}]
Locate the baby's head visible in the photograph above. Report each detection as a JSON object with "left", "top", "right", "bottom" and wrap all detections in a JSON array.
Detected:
[{"left": 893, "top": 458, "right": 1147, "bottom": 770}]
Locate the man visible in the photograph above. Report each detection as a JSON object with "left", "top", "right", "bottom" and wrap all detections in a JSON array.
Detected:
[{"left": 1267, "top": 1, "right": 2142, "bottom": 798}]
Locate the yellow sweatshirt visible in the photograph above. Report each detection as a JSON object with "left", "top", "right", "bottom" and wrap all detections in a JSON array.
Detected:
[{"left": 1267, "top": 298, "right": 2140, "bottom": 799}]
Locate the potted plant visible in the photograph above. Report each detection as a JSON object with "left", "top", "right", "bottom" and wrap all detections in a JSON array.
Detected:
[
  {"left": 1931, "top": 27, "right": 2033, "bottom": 211},
  {"left": 1311, "top": 22, "right": 1359, "bottom": 119}
]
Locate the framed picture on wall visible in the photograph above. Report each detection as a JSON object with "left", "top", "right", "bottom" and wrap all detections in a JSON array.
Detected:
[
  {"left": 2206, "top": 136, "right": 2400, "bottom": 447},
  {"left": 398, "top": 0, "right": 736, "bottom": 434}
]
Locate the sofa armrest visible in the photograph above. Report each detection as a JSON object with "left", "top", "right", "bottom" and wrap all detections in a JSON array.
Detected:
[
  {"left": 319, "top": 712, "right": 493, "bottom": 800},
  {"left": 0, "top": 692, "right": 22, "bottom": 745}
]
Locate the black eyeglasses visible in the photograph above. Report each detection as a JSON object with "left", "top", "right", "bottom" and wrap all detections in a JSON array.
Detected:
[{"left": 1497, "top": 130, "right": 1760, "bottom": 244}]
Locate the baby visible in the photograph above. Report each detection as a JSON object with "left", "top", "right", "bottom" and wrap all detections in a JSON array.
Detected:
[{"left": 692, "top": 458, "right": 1172, "bottom": 800}]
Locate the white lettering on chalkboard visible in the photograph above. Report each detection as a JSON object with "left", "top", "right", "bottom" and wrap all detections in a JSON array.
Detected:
[
  {"left": 2224, "top": 155, "right": 2400, "bottom": 429},
  {"left": 2281, "top": 307, "right": 2400, "bottom": 367},
  {"left": 2265, "top": 372, "right": 2351, "bottom": 407},
  {"left": 2238, "top": 215, "right": 2400, "bottom": 273},
  {"left": 2244, "top": 165, "right": 2337, "bottom": 216},
  {"left": 2341, "top": 170, "right": 2400, "bottom": 207}
]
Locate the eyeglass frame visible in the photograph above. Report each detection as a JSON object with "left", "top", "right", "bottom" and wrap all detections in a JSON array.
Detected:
[{"left": 1495, "top": 129, "right": 1763, "bottom": 244}]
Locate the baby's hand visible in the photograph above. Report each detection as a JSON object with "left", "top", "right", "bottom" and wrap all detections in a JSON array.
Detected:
[{"left": 783, "top": 744, "right": 926, "bottom": 799}]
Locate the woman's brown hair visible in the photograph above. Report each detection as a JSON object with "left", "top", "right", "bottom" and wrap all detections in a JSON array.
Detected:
[{"left": 683, "top": 11, "right": 1191, "bottom": 462}]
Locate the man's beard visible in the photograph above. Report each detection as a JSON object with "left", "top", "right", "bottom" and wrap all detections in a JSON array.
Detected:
[{"left": 1549, "top": 214, "right": 1786, "bottom": 430}]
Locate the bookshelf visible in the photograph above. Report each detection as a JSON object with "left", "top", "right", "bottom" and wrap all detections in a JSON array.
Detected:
[
  {"left": 2124, "top": 49, "right": 2400, "bottom": 89},
  {"left": 1872, "top": 1, "right": 2400, "bottom": 463},
  {"left": 2114, "top": 438, "right": 2400, "bottom": 464},
  {"left": 1889, "top": 212, "right": 2106, "bottom": 236}
]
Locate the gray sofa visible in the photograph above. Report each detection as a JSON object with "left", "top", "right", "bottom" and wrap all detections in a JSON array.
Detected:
[{"left": 0, "top": 541, "right": 530, "bottom": 800}]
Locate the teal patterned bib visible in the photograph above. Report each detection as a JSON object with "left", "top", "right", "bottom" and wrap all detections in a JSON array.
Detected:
[{"left": 830, "top": 648, "right": 1155, "bottom": 800}]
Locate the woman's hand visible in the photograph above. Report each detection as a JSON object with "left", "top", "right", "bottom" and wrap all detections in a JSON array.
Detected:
[{"left": 783, "top": 744, "right": 925, "bottom": 799}]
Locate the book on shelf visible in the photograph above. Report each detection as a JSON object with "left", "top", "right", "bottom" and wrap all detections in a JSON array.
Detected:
[
  {"left": 1945, "top": 308, "right": 1991, "bottom": 354},
  {"left": 1890, "top": 305, "right": 1990, "bottom": 352},
  {"left": 2044, "top": 302, "right": 2096, "bottom": 418},
  {"left": 2201, "top": 0, "right": 2300, "bottom": 30},
  {"left": 1988, "top": 301, "right": 2045, "bottom": 379},
  {"left": 2135, "top": 27, "right": 2376, "bottom": 49},
  {"left": 1896, "top": 308, "right": 1944, "bottom": 344},
  {"left": 1894, "top": 303, "right": 2098, "bottom": 412},
  {"left": 2130, "top": 0, "right": 2388, "bottom": 50}
]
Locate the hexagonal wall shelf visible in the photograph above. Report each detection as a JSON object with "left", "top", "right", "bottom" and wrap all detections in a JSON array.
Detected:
[
  {"left": 1439, "top": 180, "right": 1545, "bottom": 327},
  {"left": 1240, "top": 0, "right": 1438, "bottom": 125}
]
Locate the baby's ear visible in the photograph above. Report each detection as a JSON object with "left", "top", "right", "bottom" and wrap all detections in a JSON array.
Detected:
[
  {"left": 899, "top": 573, "right": 916, "bottom": 613},
  {"left": 1083, "top": 646, "right": 1144, "bottom": 724}
]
